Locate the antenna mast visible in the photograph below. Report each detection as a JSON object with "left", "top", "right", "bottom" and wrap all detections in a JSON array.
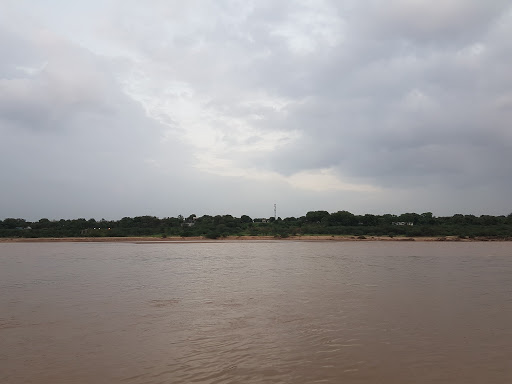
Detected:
[{"left": 274, "top": 203, "right": 277, "bottom": 220}]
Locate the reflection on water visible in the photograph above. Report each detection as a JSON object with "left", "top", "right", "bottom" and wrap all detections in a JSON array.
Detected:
[{"left": 1, "top": 241, "right": 512, "bottom": 383}]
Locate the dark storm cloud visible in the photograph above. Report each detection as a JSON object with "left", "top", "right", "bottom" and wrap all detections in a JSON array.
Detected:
[
  {"left": 239, "top": 2, "right": 512, "bottom": 191},
  {"left": 361, "top": 1, "right": 511, "bottom": 44},
  {"left": 110, "top": 0, "right": 512, "bottom": 195},
  {"left": 2, "top": 1, "right": 512, "bottom": 219}
]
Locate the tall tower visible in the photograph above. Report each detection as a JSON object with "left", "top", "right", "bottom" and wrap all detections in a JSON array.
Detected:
[{"left": 274, "top": 203, "right": 277, "bottom": 220}]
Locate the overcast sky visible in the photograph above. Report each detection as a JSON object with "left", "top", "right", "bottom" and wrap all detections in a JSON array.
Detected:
[{"left": 1, "top": 0, "right": 512, "bottom": 220}]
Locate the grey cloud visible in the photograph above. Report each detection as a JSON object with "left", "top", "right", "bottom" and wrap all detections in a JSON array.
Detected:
[
  {"left": 0, "top": 38, "right": 121, "bottom": 132},
  {"left": 358, "top": 1, "right": 511, "bottom": 45},
  {"left": 2, "top": 1, "right": 512, "bottom": 219},
  {"left": 234, "top": 3, "right": 512, "bottom": 190},
  {"left": 0, "top": 26, "right": 195, "bottom": 219}
]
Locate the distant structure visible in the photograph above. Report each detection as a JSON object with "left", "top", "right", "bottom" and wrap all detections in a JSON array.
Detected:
[{"left": 274, "top": 204, "right": 277, "bottom": 220}]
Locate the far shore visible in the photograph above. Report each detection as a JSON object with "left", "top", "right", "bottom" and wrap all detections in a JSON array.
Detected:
[{"left": 1, "top": 235, "right": 510, "bottom": 243}]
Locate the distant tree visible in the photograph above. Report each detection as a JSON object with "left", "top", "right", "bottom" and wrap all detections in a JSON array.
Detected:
[
  {"left": 451, "top": 214, "right": 465, "bottom": 224},
  {"left": 360, "top": 214, "right": 378, "bottom": 226},
  {"left": 38, "top": 218, "right": 51, "bottom": 229},
  {"left": 329, "top": 211, "right": 357, "bottom": 226},
  {"left": 3, "top": 209, "right": 512, "bottom": 239},
  {"left": 464, "top": 215, "right": 477, "bottom": 225},
  {"left": 119, "top": 217, "right": 133, "bottom": 227},
  {"left": 240, "top": 215, "right": 253, "bottom": 223},
  {"left": 398, "top": 212, "right": 420, "bottom": 224},
  {"left": 419, "top": 212, "right": 434, "bottom": 225},
  {"left": 306, "top": 211, "right": 330, "bottom": 223},
  {"left": 3, "top": 218, "right": 26, "bottom": 229},
  {"left": 480, "top": 215, "right": 499, "bottom": 225},
  {"left": 380, "top": 214, "right": 397, "bottom": 225}
]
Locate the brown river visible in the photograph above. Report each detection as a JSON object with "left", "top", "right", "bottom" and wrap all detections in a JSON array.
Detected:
[{"left": 1, "top": 241, "right": 512, "bottom": 383}]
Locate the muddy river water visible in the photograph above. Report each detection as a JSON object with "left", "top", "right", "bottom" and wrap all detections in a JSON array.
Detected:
[{"left": 1, "top": 241, "right": 511, "bottom": 383}]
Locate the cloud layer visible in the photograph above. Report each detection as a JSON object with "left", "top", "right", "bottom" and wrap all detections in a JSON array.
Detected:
[{"left": 1, "top": 1, "right": 512, "bottom": 219}]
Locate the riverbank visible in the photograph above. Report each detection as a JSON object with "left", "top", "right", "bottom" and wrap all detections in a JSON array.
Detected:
[{"left": 1, "top": 235, "right": 509, "bottom": 243}]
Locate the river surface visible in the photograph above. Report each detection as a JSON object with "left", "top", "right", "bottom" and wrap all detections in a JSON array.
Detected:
[{"left": 1, "top": 241, "right": 512, "bottom": 383}]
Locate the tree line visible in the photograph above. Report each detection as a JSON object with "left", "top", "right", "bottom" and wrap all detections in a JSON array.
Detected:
[{"left": 2, "top": 211, "right": 512, "bottom": 239}]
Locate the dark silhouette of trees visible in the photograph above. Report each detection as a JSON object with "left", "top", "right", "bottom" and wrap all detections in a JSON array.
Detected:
[{"left": 1, "top": 210, "right": 512, "bottom": 238}]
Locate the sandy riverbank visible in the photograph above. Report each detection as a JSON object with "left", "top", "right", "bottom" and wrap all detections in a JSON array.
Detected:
[{"left": 0, "top": 235, "right": 509, "bottom": 243}]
